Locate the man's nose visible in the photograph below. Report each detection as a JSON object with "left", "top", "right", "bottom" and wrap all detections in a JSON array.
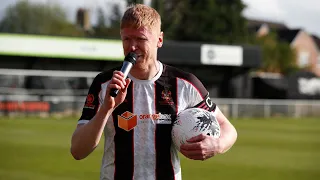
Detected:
[{"left": 130, "top": 41, "right": 138, "bottom": 51}]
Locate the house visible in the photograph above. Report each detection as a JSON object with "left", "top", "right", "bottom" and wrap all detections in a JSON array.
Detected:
[
  {"left": 277, "top": 29, "right": 320, "bottom": 76},
  {"left": 312, "top": 35, "right": 320, "bottom": 69},
  {"left": 248, "top": 19, "right": 320, "bottom": 77},
  {"left": 312, "top": 35, "right": 320, "bottom": 50}
]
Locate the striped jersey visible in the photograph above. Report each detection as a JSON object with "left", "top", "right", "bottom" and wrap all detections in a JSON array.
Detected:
[{"left": 78, "top": 61, "right": 216, "bottom": 180}]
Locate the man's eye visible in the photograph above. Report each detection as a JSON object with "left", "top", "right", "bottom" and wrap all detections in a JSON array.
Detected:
[{"left": 138, "top": 38, "right": 147, "bottom": 41}]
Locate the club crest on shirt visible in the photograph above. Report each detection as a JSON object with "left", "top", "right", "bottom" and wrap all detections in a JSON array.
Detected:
[{"left": 160, "top": 90, "right": 174, "bottom": 105}]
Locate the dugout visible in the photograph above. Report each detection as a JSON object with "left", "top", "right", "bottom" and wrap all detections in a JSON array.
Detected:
[
  {"left": 251, "top": 71, "right": 320, "bottom": 100},
  {"left": 0, "top": 33, "right": 262, "bottom": 99}
]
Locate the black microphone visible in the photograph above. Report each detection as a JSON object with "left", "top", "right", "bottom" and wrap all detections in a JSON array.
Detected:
[{"left": 110, "top": 52, "right": 137, "bottom": 97}]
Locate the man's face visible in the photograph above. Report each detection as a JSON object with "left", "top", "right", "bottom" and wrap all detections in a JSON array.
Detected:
[{"left": 120, "top": 26, "right": 163, "bottom": 65}]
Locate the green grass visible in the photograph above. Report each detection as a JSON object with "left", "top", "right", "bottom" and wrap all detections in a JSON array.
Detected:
[{"left": 0, "top": 116, "right": 320, "bottom": 180}]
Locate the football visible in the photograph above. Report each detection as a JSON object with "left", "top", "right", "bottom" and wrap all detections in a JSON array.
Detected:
[{"left": 171, "top": 107, "right": 220, "bottom": 150}]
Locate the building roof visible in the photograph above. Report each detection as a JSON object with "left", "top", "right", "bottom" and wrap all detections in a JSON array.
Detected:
[
  {"left": 312, "top": 35, "right": 320, "bottom": 50},
  {"left": 275, "top": 29, "right": 301, "bottom": 43},
  {"left": 247, "top": 19, "right": 288, "bottom": 31}
]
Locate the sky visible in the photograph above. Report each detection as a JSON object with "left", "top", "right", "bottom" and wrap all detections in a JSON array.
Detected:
[
  {"left": 241, "top": 0, "right": 320, "bottom": 37},
  {"left": 0, "top": 0, "right": 320, "bottom": 37}
]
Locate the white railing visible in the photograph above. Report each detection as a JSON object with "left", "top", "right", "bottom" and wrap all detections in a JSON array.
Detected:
[
  {"left": 0, "top": 93, "right": 319, "bottom": 118},
  {"left": 213, "top": 98, "right": 320, "bottom": 118},
  {"left": 1, "top": 68, "right": 319, "bottom": 118}
]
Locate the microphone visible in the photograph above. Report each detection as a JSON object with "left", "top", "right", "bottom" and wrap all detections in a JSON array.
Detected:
[{"left": 110, "top": 52, "right": 137, "bottom": 97}]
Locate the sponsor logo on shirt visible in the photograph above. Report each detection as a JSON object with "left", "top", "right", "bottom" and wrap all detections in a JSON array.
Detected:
[
  {"left": 118, "top": 111, "right": 138, "bottom": 131},
  {"left": 139, "top": 113, "right": 172, "bottom": 124},
  {"left": 84, "top": 94, "right": 95, "bottom": 109},
  {"left": 117, "top": 111, "right": 172, "bottom": 131}
]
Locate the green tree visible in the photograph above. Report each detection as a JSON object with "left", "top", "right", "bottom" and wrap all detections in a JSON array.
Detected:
[
  {"left": 126, "top": 0, "right": 145, "bottom": 5},
  {"left": 96, "top": 8, "right": 107, "bottom": 29},
  {"left": 109, "top": 3, "right": 122, "bottom": 28},
  {"left": 0, "top": 0, "right": 84, "bottom": 37},
  {"left": 152, "top": 0, "right": 248, "bottom": 44},
  {"left": 93, "top": 7, "right": 109, "bottom": 38},
  {"left": 92, "top": 3, "right": 122, "bottom": 39},
  {"left": 254, "top": 33, "right": 298, "bottom": 74}
]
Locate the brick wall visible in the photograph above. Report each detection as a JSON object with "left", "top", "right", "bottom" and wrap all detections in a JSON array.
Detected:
[{"left": 291, "top": 31, "right": 320, "bottom": 76}]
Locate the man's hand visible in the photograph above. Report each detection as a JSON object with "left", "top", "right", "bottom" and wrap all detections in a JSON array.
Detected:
[
  {"left": 179, "top": 134, "right": 223, "bottom": 161},
  {"left": 103, "top": 71, "right": 131, "bottom": 110}
]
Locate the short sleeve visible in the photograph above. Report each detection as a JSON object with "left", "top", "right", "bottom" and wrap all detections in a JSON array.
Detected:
[
  {"left": 184, "top": 73, "right": 217, "bottom": 112},
  {"left": 78, "top": 73, "right": 104, "bottom": 124}
]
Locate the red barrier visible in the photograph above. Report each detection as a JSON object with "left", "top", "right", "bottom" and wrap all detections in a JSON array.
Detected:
[{"left": 0, "top": 102, "right": 50, "bottom": 112}]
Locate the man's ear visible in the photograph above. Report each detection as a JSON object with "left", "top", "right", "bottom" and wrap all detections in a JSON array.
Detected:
[{"left": 157, "top": 31, "right": 163, "bottom": 48}]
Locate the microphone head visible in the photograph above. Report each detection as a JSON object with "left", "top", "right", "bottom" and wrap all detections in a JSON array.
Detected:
[{"left": 125, "top": 52, "right": 137, "bottom": 65}]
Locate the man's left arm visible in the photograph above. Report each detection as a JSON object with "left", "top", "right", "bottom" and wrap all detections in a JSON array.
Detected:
[
  {"left": 178, "top": 73, "right": 237, "bottom": 160},
  {"left": 214, "top": 107, "right": 238, "bottom": 154},
  {"left": 180, "top": 93, "right": 237, "bottom": 160}
]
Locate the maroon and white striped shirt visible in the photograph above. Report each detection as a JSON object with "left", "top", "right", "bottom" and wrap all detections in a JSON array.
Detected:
[{"left": 78, "top": 61, "right": 216, "bottom": 180}]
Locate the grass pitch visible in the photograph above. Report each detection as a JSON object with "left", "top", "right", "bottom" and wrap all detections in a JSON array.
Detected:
[{"left": 0, "top": 116, "right": 319, "bottom": 180}]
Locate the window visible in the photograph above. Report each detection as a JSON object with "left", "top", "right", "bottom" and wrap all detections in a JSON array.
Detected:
[{"left": 298, "top": 51, "right": 310, "bottom": 67}]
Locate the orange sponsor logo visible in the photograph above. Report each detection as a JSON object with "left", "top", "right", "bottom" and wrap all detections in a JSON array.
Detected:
[
  {"left": 139, "top": 114, "right": 160, "bottom": 120},
  {"left": 118, "top": 111, "right": 138, "bottom": 131}
]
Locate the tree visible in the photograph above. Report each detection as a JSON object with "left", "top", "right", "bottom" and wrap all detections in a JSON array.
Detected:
[
  {"left": 152, "top": 0, "right": 248, "bottom": 44},
  {"left": 109, "top": 3, "right": 122, "bottom": 28},
  {"left": 126, "top": 0, "right": 145, "bottom": 5},
  {"left": 254, "top": 32, "right": 298, "bottom": 74},
  {"left": 96, "top": 8, "right": 107, "bottom": 29},
  {"left": 92, "top": 3, "right": 122, "bottom": 39},
  {"left": 0, "top": 0, "right": 84, "bottom": 37}
]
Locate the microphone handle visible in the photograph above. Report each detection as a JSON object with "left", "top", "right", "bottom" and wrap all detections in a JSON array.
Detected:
[{"left": 110, "top": 61, "right": 133, "bottom": 97}]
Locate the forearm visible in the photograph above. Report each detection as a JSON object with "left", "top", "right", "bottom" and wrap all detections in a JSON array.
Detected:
[
  {"left": 71, "top": 105, "right": 113, "bottom": 160},
  {"left": 218, "top": 120, "right": 237, "bottom": 154},
  {"left": 215, "top": 107, "right": 237, "bottom": 154}
]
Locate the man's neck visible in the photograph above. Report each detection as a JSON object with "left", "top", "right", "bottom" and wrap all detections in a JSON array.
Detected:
[{"left": 130, "top": 61, "right": 159, "bottom": 80}]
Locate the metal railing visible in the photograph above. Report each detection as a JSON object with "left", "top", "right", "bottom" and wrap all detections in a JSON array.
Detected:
[
  {"left": 213, "top": 98, "right": 320, "bottom": 118},
  {"left": 0, "top": 91, "right": 319, "bottom": 118}
]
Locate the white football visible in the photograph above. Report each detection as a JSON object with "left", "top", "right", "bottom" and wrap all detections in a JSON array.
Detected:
[{"left": 171, "top": 107, "right": 220, "bottom": 150}]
